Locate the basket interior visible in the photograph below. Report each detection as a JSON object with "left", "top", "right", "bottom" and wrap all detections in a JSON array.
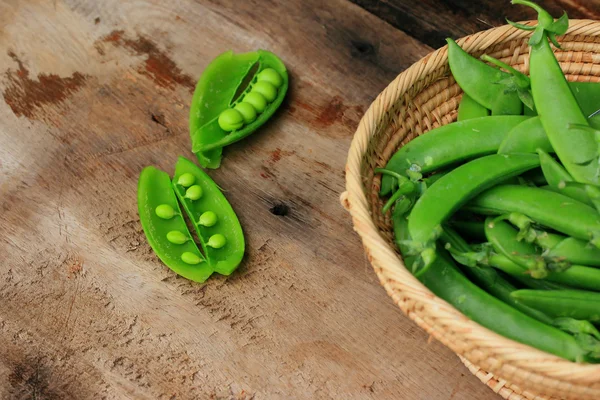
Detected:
[{"left": 364, "top": 35, "right": 600, "bottom": 247}]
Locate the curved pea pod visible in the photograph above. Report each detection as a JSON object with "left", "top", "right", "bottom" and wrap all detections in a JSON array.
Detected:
[
  {"left": 189, "top": 50, "right": 288, "bottom": 168},
  {"left": 457, "top": 93, "right": 489, "bottom": 121},
  {"left": 380, "top": 116, "right": 530, "bottom": 195},
  {"left": 468, "top": 185, "right": 600, "bottom": 247},
  {"left": 172, "top": 157, "right": 245, "bottom": 275},
  {"left": 407, "top": 154, "right": 540, "bottom": 265},
  {"left": 511, "top": 289, "right": 600, "bottom": 323},
  {"left": 485, "top": 218, "right": 600, "bottom": 290},
  {"left": 137, "top": 166, "right": 212, "bottom": 282},
  {"left": 446, "top": 38, "right": 522, "bottom": 115}
]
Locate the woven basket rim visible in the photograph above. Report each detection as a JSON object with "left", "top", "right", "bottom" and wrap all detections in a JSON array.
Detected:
[{"left": 343, "top": 19, "right": 600, "bottom": 399}]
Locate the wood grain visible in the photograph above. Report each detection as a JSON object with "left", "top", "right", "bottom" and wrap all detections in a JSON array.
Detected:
[
  {"left": 349, "top": 0, "right": 600, "bottom": 48},
  {"left": 0, "top": 0, "right": 529, "bottom": 399}
]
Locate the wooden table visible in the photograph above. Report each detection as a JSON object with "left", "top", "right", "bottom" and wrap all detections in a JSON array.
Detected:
[{"left": 2, "top": 1, "right": 598, "bottom": 398}]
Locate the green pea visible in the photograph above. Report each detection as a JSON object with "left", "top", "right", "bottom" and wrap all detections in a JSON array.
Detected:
[
  {"left": 177, "top": 173, "right": 195, "bottom": 187},
  {"left": 155, "top": 204, "right": 176, "bottom": 219},
  {"left": 234, "top": 102, "right": 257, "bottom": 124},
  {"left": 218, "top": 108, "right": 244, "bottom": 132},
  {"left": 166, "top": 230, "right": 188, "bottom": 245},
  {"left": 198, "top": 211, "right": 217, "bottom": 227},
  {"left": 181, "top": 252, "right": 203, "bottom": 265},
  {"left": 251, "top": 81, "right": 277, "bottom": 102},
  {"left": 184, "top": 185, "right": 203, "bottom": 201},
  {"left": 207, "top": 234, "right": 226, "bottom": 249},
  {"left": 256, "top": 68, "right": 283, "bottom": 88},
  {"left": 243, "top": 92, "right": 267, "bottom": 113}
]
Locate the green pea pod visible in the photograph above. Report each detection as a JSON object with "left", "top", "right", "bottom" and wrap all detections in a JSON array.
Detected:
[
  {"left": 137, "top": 166, "right": 212, "bottom": 282},
  {"left": 468, "top": 185, "right": 600, "bottom": 247},
  {"left": 393, "top": 214, "right": 588, "bottom": 361},
  {"left": 380, "top": 116, "right": 529, "bottom": 195},
  {"left": 498, "top": 117, "right": 553, "bottom": 154},
  {"left": 512, "top": 1, "right": 599, "bottom": 183},
  {"left": 511, "top": 289, "right": 600, "bottom": 323},
  {"left": 189, "top": 50, "right": 288, "bottom": 168},
  {"left": 457, "top": 93, "right": 489, "bottom": 121},
  {"left": 172, "top": 157, "right": 245, "bottom": 275},
  {"left": 446, "top": 38, "right": 522, "bottom": 115},
  {"left": 407, "top": 154, "right": 540, "bottom": 263},
  {"left": 485, "top": 218, "right": 600, "bottom": 291}
]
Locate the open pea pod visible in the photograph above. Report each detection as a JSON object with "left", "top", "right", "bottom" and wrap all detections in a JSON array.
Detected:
[
  {"left": 189, "top": 50, "right": 288, "bottom": 168},
  {"left": 137, "top": 166, "right": 213, "bottom": 282},
  {"left": 172, "top": 156, "right": 245, "bottom": 275}
]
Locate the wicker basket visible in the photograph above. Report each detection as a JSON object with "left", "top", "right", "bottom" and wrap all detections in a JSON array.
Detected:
[{"left": 341, "top": 20, "right": 600, "bottom": 400}]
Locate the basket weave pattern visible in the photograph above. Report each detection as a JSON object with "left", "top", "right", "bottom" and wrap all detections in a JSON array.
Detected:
[{"left": 342, "top": 21, "right": 600, "bottom": 400}]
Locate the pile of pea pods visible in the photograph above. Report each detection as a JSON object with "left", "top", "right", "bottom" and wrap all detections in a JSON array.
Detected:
[{"left": 381, "top": 0, "right": 600, "bottom": 362}]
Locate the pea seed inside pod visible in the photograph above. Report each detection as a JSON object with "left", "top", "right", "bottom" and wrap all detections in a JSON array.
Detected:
[
  {"left": 155, "top": 204, "right": 176, "bottom": 219},
  {"left": 177, "top": 173, "right": 195, "bottom": 187},
  {"left": 198, "top": 211, "right": 217, "bottom": 227},
  {"left": 207, "top": 233, "right": 227, "bottom": 249},
  {"left": 166, "top": 230, "right": 188, "bottom": 245},
  {"left": 184, "top": 185, "right": 203, "bottom": 201},
  {"left": 181, "top": 252, "right": 203, "bottom": 265},
  {"left": 243, "top": 92, "right": 268, "bottom": 113},
  {"left": 234, "top": 102, "right": 257, "bottom": 124},
  {"left": 251, "top": 81, "right": 277, "bottom": 102},
  {"left": 256, "top": 68, "right": 283, "bottom": 88},
  {"left": 218, "top": 108, "right": 244, "bottom": 132}
]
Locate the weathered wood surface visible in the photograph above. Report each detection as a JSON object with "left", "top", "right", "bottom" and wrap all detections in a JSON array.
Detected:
[
  {"left": 350, "top": 0, "right": 600, "bottom": 49},
  {"left": 4, "top": 0, "right": 594, "bottom": 399}
]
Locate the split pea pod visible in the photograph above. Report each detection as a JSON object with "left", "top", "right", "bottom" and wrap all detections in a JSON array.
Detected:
[
  {"left": 380, "top": 116, "right": 530, "bottom": 195},
  {"left": 512, "top": 290, "right": 600, "bottom": 323},
  {"left": 172, "top": 157, "right": 245, "bottom": 275},
  {"left": 190, "top": 50, "right": 288, "bottom": 168},
  {"left": 468, "top": 185, "right": 600, "bottom": 247},
  {"left": 137, "top": 166, "right": 212, "bottom": 282},
  {"left": 407, "top": 154, "right": 540, "bottom": 261}
]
